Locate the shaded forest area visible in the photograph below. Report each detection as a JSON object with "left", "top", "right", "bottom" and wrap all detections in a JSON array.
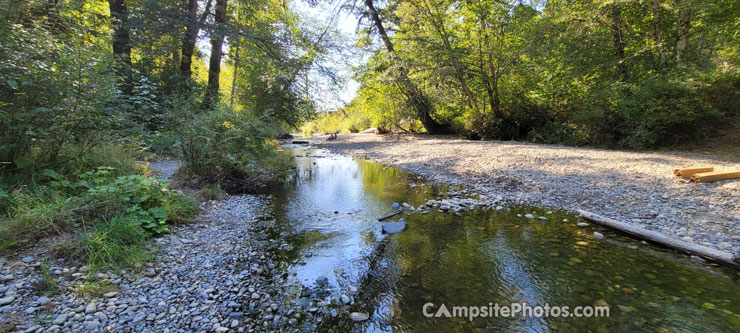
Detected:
[
  {"left": 306, "top": 0, "right": 740, "bottom": 149},
  {"left": 0, "top": 0, "right": 327, "bottom": 262}
]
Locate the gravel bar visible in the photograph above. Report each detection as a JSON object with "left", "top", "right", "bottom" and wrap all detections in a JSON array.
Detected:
[
  {"left": 315, "top": 133, "right": 740, "bottom": 252},
  {"left": 0, "top": 195, "right": 312, "bottom": 332}
]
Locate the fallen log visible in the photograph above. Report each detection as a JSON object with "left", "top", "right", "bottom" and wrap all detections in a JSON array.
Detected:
[
  {"left": 578, "top": 210, "right": 740, "bottom": 269},
  {"left": 673, "top": 167, "right": 713, "bottom": 178},
  {"left": 377, "top": 210, "right": 402, "bottom": 221},
  {"left": 690, "top": 170, "right": 740, "bottom": 183}
]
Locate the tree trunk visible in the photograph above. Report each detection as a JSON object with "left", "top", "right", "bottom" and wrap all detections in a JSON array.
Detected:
[
  {"left": 651, "top": 0, "right": 667, "bottom": 71},
  {"left": 230, "top": 43, "right": 239, "bottom": 107},
  {"left": 609, "top": 4, "right": 627, "bottom": 81},
  {"left": 676, "top": 0, "right": 691, "bottom": 63},
  {"left": 108, "top": 0, "right": 132, "bottom": 65},
  {"left": 363, "top": 0, "right": 450, "bottom": 134},
  {"left": 207, "top": 0, "right": 227, "bottom": 103},
  {"left": 180, "top": 0, "right": 213, "bottom": 78}
]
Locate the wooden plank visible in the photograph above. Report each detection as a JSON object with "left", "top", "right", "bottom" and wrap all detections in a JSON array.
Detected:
[
  {"left": 690, "top": 170, "right": 740, "bottom": 183},
  {"left": 578, "top": 210, "right": 740, "bottom": 269},
  {"left": 673, "top": 167, "right": 713, "bottom": 178}
]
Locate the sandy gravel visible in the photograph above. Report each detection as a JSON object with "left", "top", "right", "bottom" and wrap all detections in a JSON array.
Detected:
[{"left": 315, "top": 133, "right": 740, "bottom": 252}]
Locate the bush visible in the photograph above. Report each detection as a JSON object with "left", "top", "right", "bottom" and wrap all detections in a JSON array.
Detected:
[{"left": 176, "top": 106, "right": 290, "bottom": 193}]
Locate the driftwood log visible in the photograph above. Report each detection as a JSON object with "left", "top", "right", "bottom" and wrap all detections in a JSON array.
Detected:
[
  {"left": 578, "top": 210, "right": 740, "bottom": 269},
  {"left": 377, "top": 210, "right": 402, "bottom": 221}
]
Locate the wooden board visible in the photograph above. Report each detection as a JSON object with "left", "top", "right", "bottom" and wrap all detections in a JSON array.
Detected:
[
  {"left": 674, "top": 167, "right": 714, "bottom": 178},
  {"left": 690, "top": 170, "right": 740, "bottom": 183}
]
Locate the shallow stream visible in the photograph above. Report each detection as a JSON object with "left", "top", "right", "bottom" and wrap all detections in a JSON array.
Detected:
[{"left": 260, "top": 145, "right": 740, "bottom": 332}]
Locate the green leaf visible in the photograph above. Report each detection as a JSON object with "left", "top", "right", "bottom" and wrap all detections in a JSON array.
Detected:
[
  {"left": 41, "top": 169, "right": 63, "bottom": 180},
  {"left": 13, "top": 157, "right": 32, "bottom": 169},
  {"left": 148, "top": 206, "right": 167, "bottom": 220},
  {"left": 0, "top": 188, "right": 8, "bottom": 199},
  {"left": 6, "top": 79, "right": 17, "bottom": 89}
]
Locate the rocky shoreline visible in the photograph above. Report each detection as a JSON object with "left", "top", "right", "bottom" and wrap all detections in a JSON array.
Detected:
[
  {"left": 0, "top": 194, "right": 366, "bottom": 332},
  {"left": 315, "top": 133, "right": 740, "bottom": 253}
]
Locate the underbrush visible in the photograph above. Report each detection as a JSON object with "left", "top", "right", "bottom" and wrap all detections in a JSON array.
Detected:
[
  {"left": 0, "top": 147, "right": 198, "bottom": 271},
  {"left": 175, "top": 105, "right": 291, "bottom": 194}
]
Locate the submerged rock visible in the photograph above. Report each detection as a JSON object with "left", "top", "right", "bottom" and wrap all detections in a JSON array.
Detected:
[
  {"left": 391, "top": 202, "right": 400, "bottom": 210},
  {"left": 593, "top": 232, "right": 604, "bottom": 240},
  {"left": 382, "top": 222, "right": 407, "bottom": 234}
]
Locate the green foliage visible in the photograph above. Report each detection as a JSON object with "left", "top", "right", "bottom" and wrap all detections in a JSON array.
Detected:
[
  {"left": 0, "top": 188, "right": 87, "bottom": 250},
  {"left": 175, "top": 104, "right": 291, "bottom": 193},
  {"left": 1, "top": 166, "right": 197, "bottom": 252},
  {"left": 0, "top": 7, "right": 118, "bottom": 175},
  {"left": 343, "top": 0, "right": 740, "bottom": 149}
]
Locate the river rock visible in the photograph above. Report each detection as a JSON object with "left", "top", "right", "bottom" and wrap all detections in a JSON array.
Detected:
[
  {"left": 524, "top": 214, "right": 535, "bottom": 219},
  {"left": 391, "top": 202, "right": 400, "bottom": 210},
  {"left": 0, "top": 296, "right": 14, "bottom": 306},
  {"left": 382, "top": 222, "right": 407, "bottom": 234},
  {"left": 103, "top": 292, "right": 118, "bottom": 298},
  {"left": 350, "top": 312, "right": 369, "bottom": 322},
  {"left": 52, "top": 314, "right": 68, "bottom": 325},
  {"left": 577, "top": 222, "right": 589, "bottom": 227},
  {"left": 593, "top": 232, "right": 604, "bottom": 240}
]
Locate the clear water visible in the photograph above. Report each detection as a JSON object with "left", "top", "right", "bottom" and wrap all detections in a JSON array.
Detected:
[{"left": 262, "top": 146, "right": 740, "bottom": 332}]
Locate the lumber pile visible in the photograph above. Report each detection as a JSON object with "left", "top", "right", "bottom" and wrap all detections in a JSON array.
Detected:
[{"left": 674, "top": 167, "right": 740, "bottom": 183}]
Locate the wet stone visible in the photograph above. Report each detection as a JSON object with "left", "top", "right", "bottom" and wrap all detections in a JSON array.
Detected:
[{"left": 382, "top": 222, "right": 407, "bottom": 234}]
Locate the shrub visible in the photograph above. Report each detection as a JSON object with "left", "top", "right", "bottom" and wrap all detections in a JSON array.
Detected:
[{"left": 176, "top": 106, "right": 290, "bottom": 193}]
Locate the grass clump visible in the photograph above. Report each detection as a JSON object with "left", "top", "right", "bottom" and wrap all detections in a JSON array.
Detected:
[
  {"left": 74, "top": 216, "right": 152, "bottom": 272},
  {"left": 74, "top": 279, "right": 118, "bottom": 298}
]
